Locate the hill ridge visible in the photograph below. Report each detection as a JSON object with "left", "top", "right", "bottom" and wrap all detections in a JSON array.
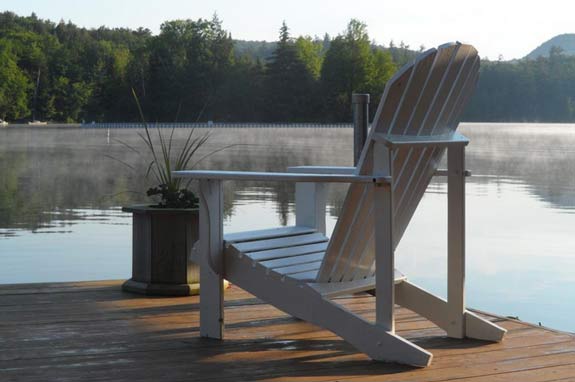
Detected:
[{"left": 525, "top": 33, "right": 575, "bottom": 59}]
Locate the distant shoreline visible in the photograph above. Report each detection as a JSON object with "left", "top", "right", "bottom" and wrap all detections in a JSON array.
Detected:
[
  {"left": 1, "top": 122, "right": 353, "bottom": 129},
  {"left": 2, "top": 122, "right": 575, "bottom": 129},
  {"left": 1, "top": 123, "right": 82, "bottom": 128}
]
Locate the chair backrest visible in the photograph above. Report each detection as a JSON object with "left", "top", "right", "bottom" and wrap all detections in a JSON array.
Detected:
[{"left": 316, "top": 42, "right": 479, "bottom": 283}]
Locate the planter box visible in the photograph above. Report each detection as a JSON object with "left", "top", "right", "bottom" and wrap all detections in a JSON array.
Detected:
[{"left": 122, "top": 205, "right": 200, "bottom": 296}]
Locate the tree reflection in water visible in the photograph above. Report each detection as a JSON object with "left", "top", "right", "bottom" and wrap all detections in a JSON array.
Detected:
[{"left": 2, "top": 124, "right": 575, "bottom": 236}]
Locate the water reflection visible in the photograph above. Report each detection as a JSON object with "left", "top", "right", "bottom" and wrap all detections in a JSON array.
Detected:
[
  {"left": 2, "top": 124, "right": 575, "bottom": 234},
  {"left": 0, "top": 127, "right": 356, "bottom": 234},
  {"left": 0, "top": 124, "right": 574, "bottom": 332},
  {"left": 462, "top": 123, "right": 575, "bottom": 212}
]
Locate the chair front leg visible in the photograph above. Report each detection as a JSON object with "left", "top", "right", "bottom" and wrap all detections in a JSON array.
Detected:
[{"left": 198, "top": 179, "right": 225, "bottom": 339}]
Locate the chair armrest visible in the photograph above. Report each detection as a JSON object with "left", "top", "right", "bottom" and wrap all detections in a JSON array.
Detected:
[
  {"left": 287, "top": 166, "right": 356, "bottom": 175},
  {"left": 287, "top": 166, "right": 471, "bottom": 177},
  {"left": 373, "top": 132, "right": 469, "bottom": 149},
  {"left": 173, "top": 170, "right": 390, "bottom": 184}
]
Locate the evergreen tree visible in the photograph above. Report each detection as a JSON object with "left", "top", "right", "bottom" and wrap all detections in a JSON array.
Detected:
[{"left": 264, "top": 22, "right": 318, "bottom": 121}]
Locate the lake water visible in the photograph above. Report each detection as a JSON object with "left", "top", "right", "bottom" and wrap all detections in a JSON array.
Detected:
[{"left": 1, "top": 124, "right": 574, "bottom": 333}]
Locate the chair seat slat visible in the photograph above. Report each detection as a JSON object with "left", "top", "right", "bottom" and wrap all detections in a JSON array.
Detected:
[
  {"left": 235, "top": 233, "right": 328, "bottom": 253},
  {"left": 224, "top": 226, "right": 315, "bottom": 244},
  {"left": 261, "top": 252, "right": 325, "bottom": 269},
  {"left": 273, "top": 260, "right": 323, "bottom": 275},
  {"left": 248, "top": 242, "right": 328, "bottom": 261},
  {"left": 310, "top": 270, "right": 407, "bottom": 298}
]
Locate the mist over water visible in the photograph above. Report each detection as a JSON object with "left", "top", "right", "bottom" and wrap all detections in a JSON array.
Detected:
[{"left": 0, "top": 123, "right": 574, "bottom": 332}]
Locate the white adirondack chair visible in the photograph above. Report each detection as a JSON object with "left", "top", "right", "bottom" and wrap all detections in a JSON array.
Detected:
[{"left": 173, "top": 42, "right": 506, "bottom": 367}]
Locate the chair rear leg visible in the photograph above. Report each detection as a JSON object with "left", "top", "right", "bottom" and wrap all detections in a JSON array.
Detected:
[{"left": 394, "top": 281, "right": 506, "bottom": 342}]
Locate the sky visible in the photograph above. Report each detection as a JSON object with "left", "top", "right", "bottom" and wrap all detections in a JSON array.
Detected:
[{"left": 4, "top": 0, "right": 575, "bottom": 60}]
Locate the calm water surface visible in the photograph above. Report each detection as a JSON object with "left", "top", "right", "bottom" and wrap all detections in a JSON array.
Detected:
[{"left": 1, "top": 124, "right": 574, "bottom": 332}]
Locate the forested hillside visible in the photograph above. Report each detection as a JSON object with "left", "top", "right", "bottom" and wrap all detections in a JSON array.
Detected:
[
  {"left": 1, "top": 11, "right": 575, "bottom": 123},
  {"left": 0, "top": 12, "right": 398, "bottom": 123},
  {"left": 526, "top": 34, "right": 575, "bottom": 59},
  {"left": 466, "top": 48, "right": 575, "bottom": 122}
]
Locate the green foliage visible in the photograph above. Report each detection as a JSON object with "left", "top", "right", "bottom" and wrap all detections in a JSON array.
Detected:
[
  {"left": 126, "top": 89, "right": 210, "bottom": 208},
  {"left": 146, "top": 15, "right": 234, "bottom": 122},
  {"left": 0, "top": 39, "right": 31, "bottom": 120},
  {"left": 320, "top": 19, "right": 396, "bottom": 121},
  {"left": 386, "top": 41, "right": 418, "bottom": 66},
  {"left": 47, "top": 76, "right": 92, "bottom": 122},
  {"left": 217, "top": 56, "right": 265, "bottom": 121},
  {"left": 0, "top": 12, "right": 406, "bottom": 123},
  {"left": 233, "top": 40, "right": 276, "bottom": 62},
  {"left": 5, "top": 11, "right": 575, "bottom": 123},
  {"left": 370, "top": 49, "right": 396, "bottom": 91},
  {"left": 465, "top": 54, "right": 575, "bottom": 122},
  {"left": 0, "top": 12, "right": 151, "bottom": 122},
  {"left": 146, "top": 184, "right": 198, "bottom": 208},
  {"left": 295, "top": 36, "right": 324, "bottom": 79}
]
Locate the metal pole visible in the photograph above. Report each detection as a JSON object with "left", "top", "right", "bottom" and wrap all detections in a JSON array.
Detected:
[{"left": 352, "top": 93, "right": 370, "bottom": 165}]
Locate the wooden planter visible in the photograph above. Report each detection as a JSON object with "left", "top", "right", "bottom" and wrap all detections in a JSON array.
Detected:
[{"left": 121, "top": 205, "right": 200, "bottom": 296}]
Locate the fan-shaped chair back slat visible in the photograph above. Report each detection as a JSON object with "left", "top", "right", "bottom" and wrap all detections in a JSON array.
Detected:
[{"left": 317, "top": 43, "right": 479, "bottom": 283}]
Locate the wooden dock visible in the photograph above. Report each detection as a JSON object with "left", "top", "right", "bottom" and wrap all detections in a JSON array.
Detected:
[{"left": 0, "top": 280, "right": 573, "bottom": 381}]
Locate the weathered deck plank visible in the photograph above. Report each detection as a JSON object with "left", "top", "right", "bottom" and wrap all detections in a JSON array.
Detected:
[{"left": 0, "top": 280, "right": 573, "bottom": 382}]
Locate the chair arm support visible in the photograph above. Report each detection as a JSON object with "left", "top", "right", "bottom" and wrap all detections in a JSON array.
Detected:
[
  {"left": 197, "top": 179, "right": 225, "bottom": 277},
  {"left": 286, "top": 168, "right": 357, "bottom": 234},
  {"left": 173, "top": 170, "right": 390, "bottom": 184},
  {"left": 295, "top": 182, "right": 327, "bottom": 234}
]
